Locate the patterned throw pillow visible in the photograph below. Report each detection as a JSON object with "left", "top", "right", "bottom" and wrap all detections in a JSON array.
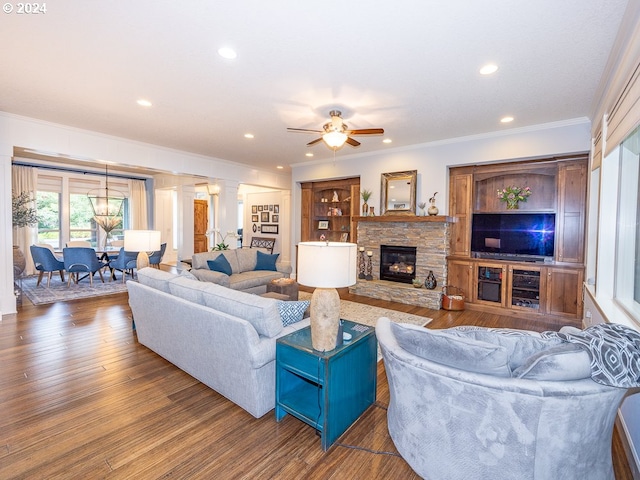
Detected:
[
  {"left": 277, "top": 300, "right": 310, "bottom": 327},
  {"left": 207, "top": 254, "right": 233, "bottom": 276}
]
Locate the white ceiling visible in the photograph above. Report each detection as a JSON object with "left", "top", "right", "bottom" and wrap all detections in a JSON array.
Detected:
[{"left": 0, "top": 1, "right": 629, "bottom": 172}]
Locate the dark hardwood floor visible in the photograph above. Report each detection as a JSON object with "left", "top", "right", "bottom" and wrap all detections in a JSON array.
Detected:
[{"left": 0, "top": 287, "right": 633, "bottom": 479}]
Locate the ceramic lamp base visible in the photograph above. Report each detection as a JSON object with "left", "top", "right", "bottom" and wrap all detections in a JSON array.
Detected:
[
  {"left": 310, "top": 287, "right": 341, "bottom": 352},
  {"left": 136, "top": 251, "right": 150, "bottom": 270}
]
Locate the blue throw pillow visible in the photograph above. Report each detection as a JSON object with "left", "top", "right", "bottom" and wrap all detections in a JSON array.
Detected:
[
  {"left": 277, "top": 300, "right": 310, "bottom": 327},
  {"left": 207, "top": 254, "right": 232, "bottom": 276},
  {"left": 255, "top": 250, "right": 279, "bottom": 271}
]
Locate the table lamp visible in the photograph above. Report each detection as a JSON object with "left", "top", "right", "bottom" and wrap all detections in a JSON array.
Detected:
[
  {"left": 124, "top": 230, "right": 161, "bottom": 270},
  {"left": 297, "top": 241, "right": 357, "bottom": 351}
]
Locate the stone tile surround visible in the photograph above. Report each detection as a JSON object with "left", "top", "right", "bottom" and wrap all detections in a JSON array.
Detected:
[{"left": 349, "top": 216, "right": 452, "bottom": 309}]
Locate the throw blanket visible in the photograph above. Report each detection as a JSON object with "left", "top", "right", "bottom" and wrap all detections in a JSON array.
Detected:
[{"left": 542, "top": 323, "right": 640, "bottom": 388}]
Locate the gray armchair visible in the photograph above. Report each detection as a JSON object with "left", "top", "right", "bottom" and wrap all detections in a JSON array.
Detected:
[{"left": 376, "top": 318, "right": 630, "bottom": 480}]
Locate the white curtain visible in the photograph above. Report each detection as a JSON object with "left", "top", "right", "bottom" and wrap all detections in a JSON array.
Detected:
[
  {"left": 12, "top": 165, "right": 38, "bottom": 276},
  {"left": 129, "top": 179, "right": 148, "bottom": 229}
]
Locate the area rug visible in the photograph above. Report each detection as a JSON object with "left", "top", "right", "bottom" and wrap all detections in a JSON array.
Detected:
[
  {"left": 298, "top": 291, "right": 431, "bottom": 329},
  {"left": 19, "top": 275, "right": 129, "bottom": 305}
]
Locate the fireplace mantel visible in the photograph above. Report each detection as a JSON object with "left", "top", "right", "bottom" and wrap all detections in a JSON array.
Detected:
[{"left": 354, "top": 215, "right": 455, "bottom": 223}]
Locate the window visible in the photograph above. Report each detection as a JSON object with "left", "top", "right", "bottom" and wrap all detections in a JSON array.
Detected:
[
  {"left": 615, "top": 125, "right": 640, "bottom": 321},
  {"left": 36, "top": 191, "right": 61, "bottom": 248},
  {"left": 70, "top": 193, "right": 97, "bottom": 245}
]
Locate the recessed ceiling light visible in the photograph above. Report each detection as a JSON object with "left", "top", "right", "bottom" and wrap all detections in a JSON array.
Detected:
[
  {"left": 383, "top": 138, "right": 392, "bottom": 144},
  {"left": 218, "top": 47, "right": 237, "bottom": 59},
  {"left": 244, "top": 133, "right": 254, "bottom": 139},
  {"left": 276, "top": 165, "right": 284, "bottom": 169},
  {"left": 501, "top": 116, "right": 514, "bottom": 123},
  {"left": 305, "top": 153, "right": 314, "bottom": 157},
  {"left": 479, "top": 64, "right": 499, "bottom": 75},
  {"left": 136, "top": 99, "right": 152, "bottom": 107}
]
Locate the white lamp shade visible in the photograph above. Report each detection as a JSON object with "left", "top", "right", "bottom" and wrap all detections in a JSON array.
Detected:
[
  {"left": 297, "top": 242, "right": 357, "bottom": 288},
  {"left": 124, "top": 230, "right": 161, "bottom": 252}
]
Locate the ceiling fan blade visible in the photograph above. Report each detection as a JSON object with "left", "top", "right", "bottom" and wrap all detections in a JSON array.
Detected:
[
  {"left": 346, "top": 137, "right": 361, "bottom": 147},
  {"left": 347, "top": 128, "right": 384, "bottom": 135},
  {"left": 307, "top": 137, "right": 324, "bottom": 146},
  {"left": 287, "top": 127, "right": 323, "bottom": 134}
]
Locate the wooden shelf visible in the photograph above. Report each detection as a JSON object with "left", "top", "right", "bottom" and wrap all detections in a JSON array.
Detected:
[{"left": 354, "top": 215, "right": 455, "bottom": 223}]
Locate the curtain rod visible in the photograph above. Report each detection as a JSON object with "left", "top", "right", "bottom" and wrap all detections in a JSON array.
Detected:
[{"left": 12, "top": 160, "right": 151, "bottom": 182}]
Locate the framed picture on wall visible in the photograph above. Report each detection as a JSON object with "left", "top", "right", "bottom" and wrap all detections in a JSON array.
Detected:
[
  {"left": 261, "top": 211, "right": 270, "bottom": 222},
  {"left": 263, "top": 205, "right": 268, "bottom": 211},
  {"left": 269, "top": 205, "right": 273, "bottom": 211},
  {"left": 261, "top": 224, "right": 279, "bottom": 234},
  {"left": 258, "top": 205, "right": 263, "bottom": 212},
  {"left": 252, "top": 224, "right": 257, "bottom": 232},
  {"left": 272, "top": 214, "right": 279, "bottom": 223},
  {"left": 252, "top": 205, "right": 258, "bottom": 214},
  {"left": 274, "top": 205, "right": 279, "bottom": 213},
  {"left": 251, "top": 214, "right": 259, "bottom": 222},
  {"left": 318, "top": 220, "right": 329, "bottom": 230}
]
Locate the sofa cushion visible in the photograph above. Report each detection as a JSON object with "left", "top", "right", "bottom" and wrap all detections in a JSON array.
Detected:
[
  {"left": 255, "top": 251, "right": 279, "bottom": 271},
  {"left": 390, "top": 322, "right": 511, "bottom": 377},
  {"left": 278, "top": 300, "right": 310, "bottom": 327},
  {"left": 236, "top": 248, "right": 258, "bottom": 272},
  {"left": 229, "top": 270, "right": 284, "bottom": 291},
  {"left": 208, "top": 254, "right": 233, "bottom": 276},
  {"left": 513, "top": 343, "right": 592, "bottom": 381},
  {"left": 201, "top": 283, "right": 283, "bottom": 338},
  {"left": 168, "top": 276, "right": 212, "bottom": 304},
  {"left": 136, "top": 267, "right": 177, "bottom": 293}
]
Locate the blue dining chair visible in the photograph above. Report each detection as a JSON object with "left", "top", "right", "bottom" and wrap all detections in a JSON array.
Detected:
[
  {"left": 108, "top": 247, "right": 138, "bottom": 283},
  {"left": 62, "top": 247, "right": 106, "bottom": 286},
  {"left": 148, "top": 243, "right": 167, "bottom": 268},
  {"left": 30, "top": 245, "right": 66, "bottom": 287}
]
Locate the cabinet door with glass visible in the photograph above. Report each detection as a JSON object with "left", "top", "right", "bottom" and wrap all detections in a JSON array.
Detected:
[{"left": 474, "top": 263, "right": 507, "bottom": 307}]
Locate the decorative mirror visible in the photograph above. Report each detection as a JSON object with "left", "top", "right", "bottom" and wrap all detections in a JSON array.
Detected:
[{"left": 380, "top": 170, "right": 417, "bottom": 216}]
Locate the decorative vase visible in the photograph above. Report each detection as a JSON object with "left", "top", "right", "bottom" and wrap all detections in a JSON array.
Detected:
[
  {"left": 428, "top": 202, "right": 439, "bottom": 216},
  {"left": 506, "top": 200, "right": 519, "bottom": 209},
  {"left": 362, "top": 202, "right": 368, "bottom": 215},
  {"left": 13, "top": 246, "right": 26, "bottom": 276},
  {"left": 425, "top": 270, "right": 437, "bottom": 290}
]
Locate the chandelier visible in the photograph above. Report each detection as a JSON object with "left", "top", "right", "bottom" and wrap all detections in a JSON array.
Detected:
[{"left": 87, "top": 164, "right": 125, "bottom": 233}]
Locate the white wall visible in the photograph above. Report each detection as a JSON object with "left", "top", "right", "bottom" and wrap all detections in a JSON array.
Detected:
[{"left": 0, "top": 112, "right": 291, "bottom": 316}]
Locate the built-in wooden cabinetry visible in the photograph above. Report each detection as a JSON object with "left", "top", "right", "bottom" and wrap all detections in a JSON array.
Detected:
[
  {"left": 301, "top": 177, "right": 360, "bottom": 243},
  {"left": 447, "top": 154, "right": 587, "bottom": 320}
]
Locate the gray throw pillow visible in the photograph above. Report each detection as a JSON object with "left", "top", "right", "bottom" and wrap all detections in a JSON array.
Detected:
[
  {"left": 513, "top": 343, "right": 592, "bottom": 381},
  {"left": 390, "top": 322, "right": 512, "bottom": 377}
]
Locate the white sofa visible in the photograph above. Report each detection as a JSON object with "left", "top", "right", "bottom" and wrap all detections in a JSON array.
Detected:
[
  {"left": 190, "top": 248, "right": 291, "bottom": 294},
  {"left": 128, "top": 268, "right": 310, "bottom": 418}
]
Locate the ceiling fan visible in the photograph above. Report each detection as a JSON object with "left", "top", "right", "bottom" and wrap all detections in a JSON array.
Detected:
[{"left": 287, "top": 110, "right": 384, "bottom": 149}]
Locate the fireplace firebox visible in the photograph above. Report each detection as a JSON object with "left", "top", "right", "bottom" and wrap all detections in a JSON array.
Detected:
[{"left": 380, "top": 245, "right": 417, "bottom": 284}]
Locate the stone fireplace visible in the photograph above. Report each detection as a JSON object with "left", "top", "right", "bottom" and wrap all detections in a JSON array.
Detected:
[{"left": 350, "top": 216, "right": 452, "bottom": 309}]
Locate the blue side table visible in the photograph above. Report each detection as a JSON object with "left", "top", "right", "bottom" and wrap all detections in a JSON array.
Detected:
[{"left": 275, "top": 319, "right": 377, "bottom": 451}]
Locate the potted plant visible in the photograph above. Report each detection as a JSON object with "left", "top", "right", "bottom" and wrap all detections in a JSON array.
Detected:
[
  {"left": 361, "top": 189, "right": 372, "bottom": 215},
  {"left": 12, "top": 192, "right": 39, "bottom": 275}
]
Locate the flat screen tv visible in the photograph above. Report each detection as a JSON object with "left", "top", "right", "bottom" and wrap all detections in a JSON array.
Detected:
[{"left": 471, "top": 213, "right": 556, "bottom": 261}]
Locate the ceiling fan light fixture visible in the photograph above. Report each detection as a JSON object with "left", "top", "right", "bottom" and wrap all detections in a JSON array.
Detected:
[{"left": 322, "top": 131, "right": 348, "bottom": 148}]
